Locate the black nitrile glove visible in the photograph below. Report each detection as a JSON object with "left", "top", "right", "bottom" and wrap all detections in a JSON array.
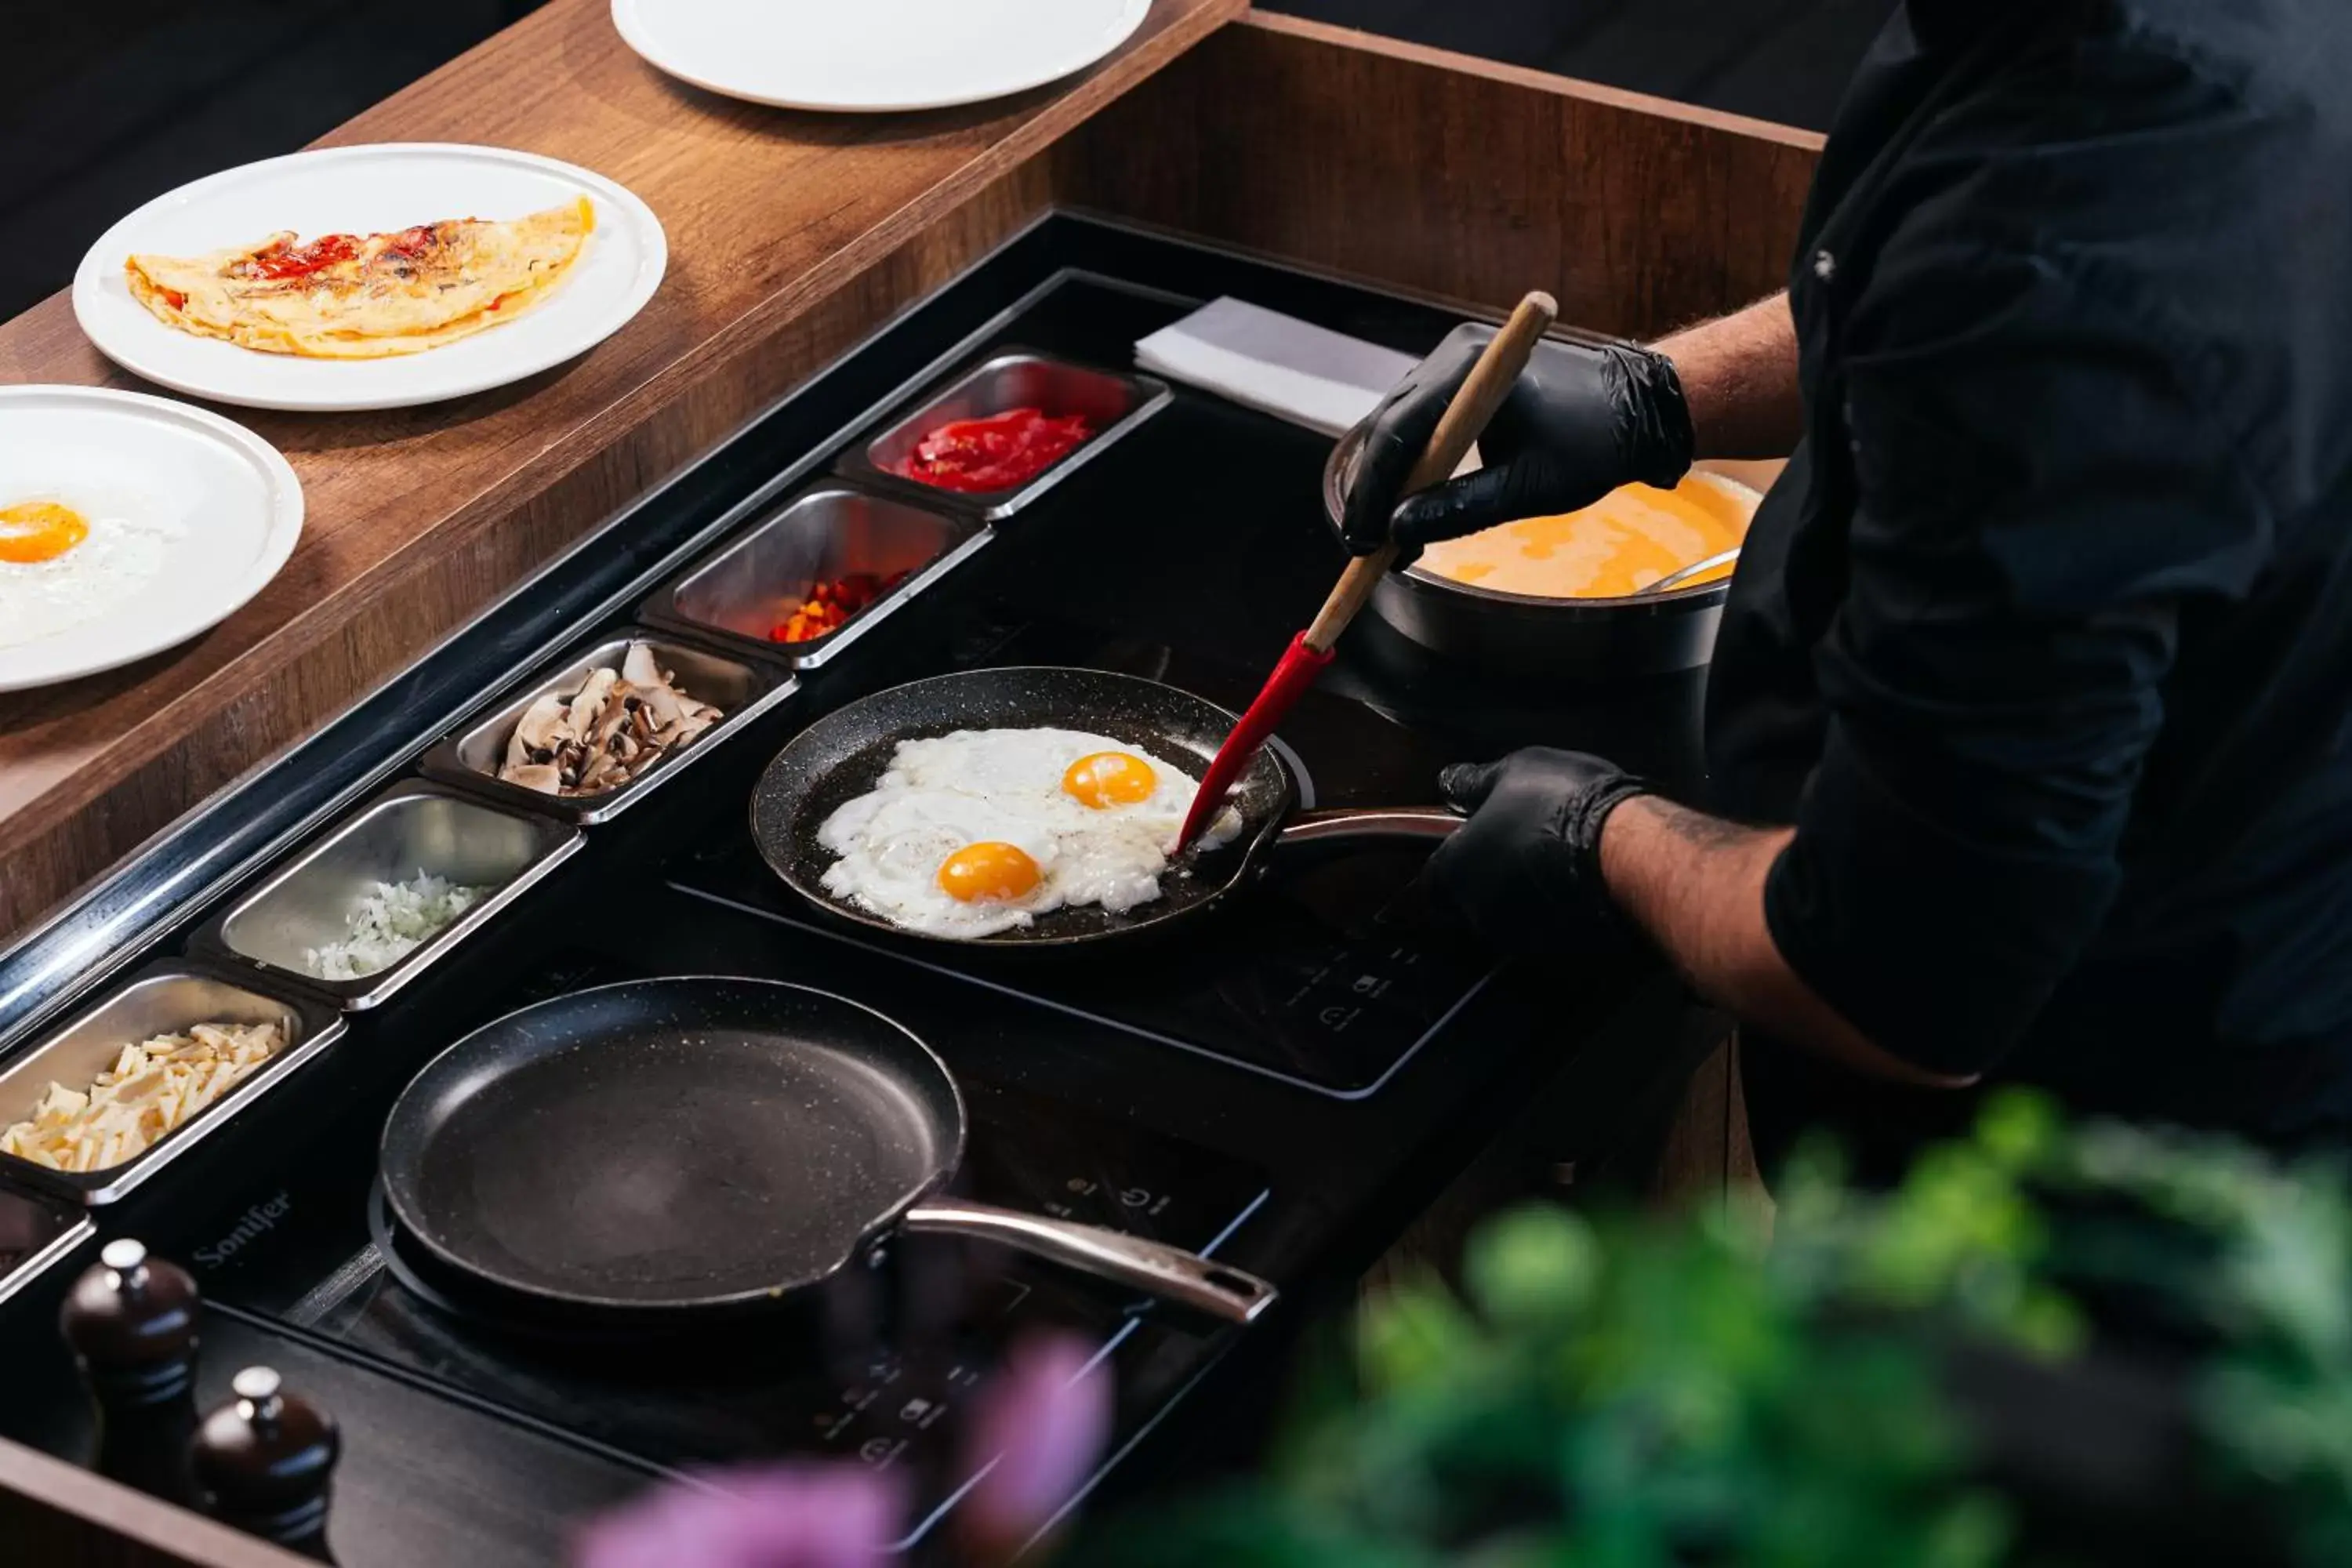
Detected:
[
  {"left": 1340, "top": 325, "right": 1694, "bottom": 559},
  {"left": 1426, "top": 748, "right": 1652, "bottom": 950}
]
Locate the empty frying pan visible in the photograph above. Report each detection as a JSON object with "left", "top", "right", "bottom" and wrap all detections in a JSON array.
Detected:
[
  {"left": 750, "top": 665, "right": 1457, "bottom": 949},
  {"left": 379, "top": 978, "right": 1277, "bottom": 1327}
]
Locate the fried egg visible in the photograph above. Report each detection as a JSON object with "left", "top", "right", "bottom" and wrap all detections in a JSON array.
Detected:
[
  {"left": 817, "top": 727, "right": 1245, "bottom": 938},
  {"left": 0, "top": 495, "right": 183, "bottom": 651}
]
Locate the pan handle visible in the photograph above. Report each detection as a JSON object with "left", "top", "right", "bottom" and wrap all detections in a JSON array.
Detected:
[
  {"left": 900, "top": 1198, "right": 1278, "bottom": 1326},
  {"left": 1273, "top": 805, "right": 1463, "bottom": 849}
]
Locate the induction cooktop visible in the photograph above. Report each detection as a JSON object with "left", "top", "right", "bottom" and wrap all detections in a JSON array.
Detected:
[
  {"left": 182, "top": 940, "right": 1269, "bottom": 1544},
  {"left": 666, "top": 606, "right": 1499, "bottom": 1097}
]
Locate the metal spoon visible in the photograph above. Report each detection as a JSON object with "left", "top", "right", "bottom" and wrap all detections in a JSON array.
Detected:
[{"left": 1636, "top": 546, "right": 1741, "bottom": 597}]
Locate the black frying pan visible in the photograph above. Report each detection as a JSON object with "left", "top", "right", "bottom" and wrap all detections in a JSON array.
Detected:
[
  {"left": 379, "top": 978, "right": 1277, "bottom": 1327},
  {"left": 750, "top": 666, "right": 1456, "bottom": 949}
]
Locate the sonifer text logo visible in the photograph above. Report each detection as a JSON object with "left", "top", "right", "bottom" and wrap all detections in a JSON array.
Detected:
[{"left": 194, "top": 1192, "right": 293, "bottom": 1268}]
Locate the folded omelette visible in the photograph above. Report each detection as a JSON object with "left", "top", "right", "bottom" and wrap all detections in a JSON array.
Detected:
[{"left": 124, "top": 196, "right": 593, "bottom": 360}]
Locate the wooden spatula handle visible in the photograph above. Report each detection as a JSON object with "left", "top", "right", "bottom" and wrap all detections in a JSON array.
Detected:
[{"left": 1303, "top": 289, "right": 1560, "bottom": 655}]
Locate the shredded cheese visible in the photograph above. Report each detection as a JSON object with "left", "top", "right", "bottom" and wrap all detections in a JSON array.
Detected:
[{"left": 0, "top": 1022, "right": 282, "bottom": 1173}]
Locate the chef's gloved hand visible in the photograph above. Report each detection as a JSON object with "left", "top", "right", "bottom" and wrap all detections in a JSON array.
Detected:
[
  {"left": 1425, "top": 748, "right": 1652, "bottom": 950},
  {"left": 1340, "top": 326, "right": 1694, "bottom": 559}
]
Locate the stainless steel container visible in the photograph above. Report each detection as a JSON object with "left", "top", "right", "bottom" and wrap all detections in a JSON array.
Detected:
[
  {"left": 191, "top": 782, "right": 583, "bottom": 1011},
  {"left": 1321, "top": 423, "right": 1769, "bottom": 676},
  {"left": 421, "top": 631, "right": 797, "bottom": 824},
  {"left": 838, "top": 350, "right": 1171, "bottom": 521},
  {"left": 0, "top": 1195, "right": 92, "bottom": 1307},
  {"left": 639, "top": 486, "right": 989, "bottom": 669},
  {"left": 0, "top": 964, "right": 347, "bottom": 1206}
]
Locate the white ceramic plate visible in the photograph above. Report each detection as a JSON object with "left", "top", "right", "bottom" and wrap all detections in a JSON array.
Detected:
[
  {"left": 72, "top": 144, "right": 666, "bottom": 412},
  {"left": 0, "top": 387, "right": 303, "bottom": 692},
  {"left": 611, "top": 0, "right": 1152, "bottom": 112}
]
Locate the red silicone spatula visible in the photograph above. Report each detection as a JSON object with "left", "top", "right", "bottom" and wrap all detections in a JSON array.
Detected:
[{"left": 1176, "top": 289, "right": 1561, "bottom": 851}]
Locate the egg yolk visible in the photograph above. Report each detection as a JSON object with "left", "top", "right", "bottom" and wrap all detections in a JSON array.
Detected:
[
  {"left": 1062, "top": 751, "right": 1156, "bottom": 809},
  {"left": 938, "top": 841, "right": 1042, "bottom": 902},
  {"left": 0, "top": 502, "right": 89, "bottom": 565}
]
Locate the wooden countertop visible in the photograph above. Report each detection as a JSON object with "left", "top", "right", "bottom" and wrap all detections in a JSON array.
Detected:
[{"left": 0, "top": 0, "right": 1242, "bottom": 943}]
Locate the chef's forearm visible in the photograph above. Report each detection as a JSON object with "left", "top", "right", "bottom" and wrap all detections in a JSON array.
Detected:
[
  {"left": 1597, "top": 794, "right": 1978, "bottom": 1088},
  {"left": 1653, "top": 293, "right": 1803, "bottom": 461}
]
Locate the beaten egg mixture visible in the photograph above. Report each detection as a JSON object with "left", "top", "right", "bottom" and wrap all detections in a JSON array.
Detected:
[{"left": 1416, "top": 471, "right": 1759, "bottom": 599}]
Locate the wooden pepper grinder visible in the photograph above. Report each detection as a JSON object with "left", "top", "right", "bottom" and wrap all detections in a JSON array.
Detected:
[
  {"left": 58, "top": 1237, "right": 201, "bottom": 1504},
  {"left": 193, "top": 1366, "right": 340, "bottom": 1563}
]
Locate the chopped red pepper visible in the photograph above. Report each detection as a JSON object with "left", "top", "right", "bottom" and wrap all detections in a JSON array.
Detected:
[
  {"left": 889, "top": 407, "right": 1095, "bottom": 493},
  {"left": 247, "top": 233, "right": 361, "bottom": 280},
  {"left": 382, "top": 223, "right": 448, "bottom": 261},
  {"left": 769, "top": 569, "right": 910, "bottom": 644}
]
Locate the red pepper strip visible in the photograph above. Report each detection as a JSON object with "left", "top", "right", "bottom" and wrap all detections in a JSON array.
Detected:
[
  {"left": 249, "top": 233, "right": 360, "bottom": 280},
  {"left": 382, "top": 223, "right": 447, "bottom": 261},
  {"left": 892, "top": 407, "right": 1094, "bottom": 492}
]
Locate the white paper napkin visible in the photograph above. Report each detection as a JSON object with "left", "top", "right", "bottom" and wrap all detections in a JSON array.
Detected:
[{"left": 1134, "top": 297, "right": 1418, "bottom": 437}]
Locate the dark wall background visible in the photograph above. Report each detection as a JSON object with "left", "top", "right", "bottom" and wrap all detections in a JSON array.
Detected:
[
  {"left": 1261, "top": 0, "right": 1889, "bottom": 129},
  {"left": 2, "top": 2, "right": 541, "bottom": 322},
  {"left": 0, "top": 2, "right": 1887, "bottom": 325}
]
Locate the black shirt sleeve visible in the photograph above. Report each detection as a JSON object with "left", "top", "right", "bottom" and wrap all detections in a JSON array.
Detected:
[{"left": 1764, "top": 238, "right": 2270, "bottom": 1078}]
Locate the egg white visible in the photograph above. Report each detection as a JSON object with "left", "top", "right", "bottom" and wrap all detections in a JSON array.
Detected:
[
  {"left": 0, "top": 495, "right": 184, "bottom": 651},
  {"left": 817, "top": 726, "right": 1244, "bottom": 938}
]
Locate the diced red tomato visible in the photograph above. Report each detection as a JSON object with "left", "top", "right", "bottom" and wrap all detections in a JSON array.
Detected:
[{"left": 769, "top": 570, "right": 910, "bottom": 644}]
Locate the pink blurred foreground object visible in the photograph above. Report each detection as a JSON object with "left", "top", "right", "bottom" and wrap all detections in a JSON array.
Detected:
[
  {"left": 568, "top": 1334, "right": 1110, "bottom": 1568},
  {"left": 957, "top": 1335, "right": 1116, "bottom": 1556},
  {"left": 573, "top": 1464, "right": 904, "bottom": 1568}
]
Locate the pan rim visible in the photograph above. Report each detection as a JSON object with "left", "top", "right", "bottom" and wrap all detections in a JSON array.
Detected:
[
  {"left": 379, "top": 974, "right": 970, "bottom": 1316},
  {"left": 753, "top": 665, "right": 1298, "bottom": 950}
]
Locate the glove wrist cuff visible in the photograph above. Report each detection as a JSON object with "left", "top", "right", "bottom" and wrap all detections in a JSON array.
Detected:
[
  {"left": 1610, "top": 344, "right": 1696, "bottom": 490},
  {"left": 1563, "top": 773, "right": 1654, "bottom": 884}
]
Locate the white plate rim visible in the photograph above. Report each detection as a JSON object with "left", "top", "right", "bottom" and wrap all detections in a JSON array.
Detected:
[
  {"left": 608, "top": 0, "right": 1153, "bottom": 113},
  {"left": 0, "top": 385, "right": 305, "bottom": 693},
  {"left": 70, "top": 142, "right": 668, "bottom": 413}
]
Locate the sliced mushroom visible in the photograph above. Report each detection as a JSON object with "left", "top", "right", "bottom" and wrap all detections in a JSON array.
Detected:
[
  {"left": 637, "top": 681, "right": 687, "bottom": 729},
  {"left": 588, "top": 692, "right": 635, "bottom": 750},
  {"left": 621, "top": 641, "right": 666, "bottom": 688},
  {"left": 508, "top": 692, "right": 574, "bottom": 766},
  {"left": 566, "top": 666, "right": 620, "bottom": 733},
  {"left": 574, "top": 747, "right": 624, "bottom": 792},
  {"left": 490, "top": 650, "right": 731, "bottom": 797},
  {"left": 506, "top": 763, "right": 564, "bottom": 795}
]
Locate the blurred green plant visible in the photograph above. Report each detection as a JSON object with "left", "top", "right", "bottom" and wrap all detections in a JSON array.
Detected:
[
  {"left": 1078, "top": 1092, "right": 2352, "bottom": 1567},
  {"left": 2043, "top": 1120, "right": 2352, "bottom": 1565}
]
